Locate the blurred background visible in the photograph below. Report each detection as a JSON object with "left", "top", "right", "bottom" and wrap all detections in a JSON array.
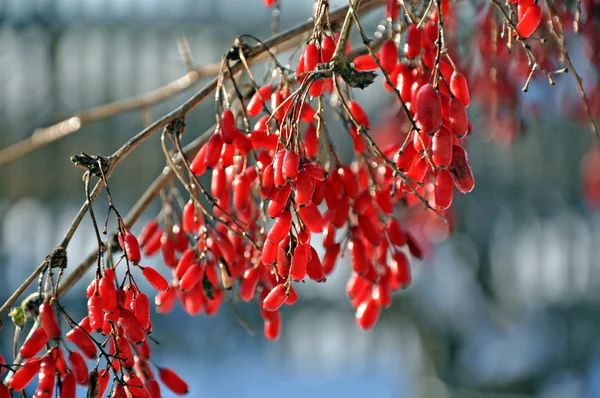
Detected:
[{"left": 1, "top": 0, "right": 600, "bottom": 397}]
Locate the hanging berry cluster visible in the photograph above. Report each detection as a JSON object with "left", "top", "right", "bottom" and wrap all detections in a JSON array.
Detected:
[{"left": 3, "top": 0, "right": 599, "bottom": 396}]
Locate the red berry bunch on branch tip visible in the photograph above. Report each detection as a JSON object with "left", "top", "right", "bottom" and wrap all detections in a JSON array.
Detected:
[{"left": 3, "top": 0, "right": 599, "bottom": 395}]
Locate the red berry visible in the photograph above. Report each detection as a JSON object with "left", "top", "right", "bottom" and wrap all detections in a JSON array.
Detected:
[
  {"left": 432, "top": 126, "right": 453, "bottom": 168},
  {"left": 9, "top": 358, "right": 41, "bottom": 391},
  {"left": 450, "top": 71, "right": 470, "bottom": 107},
  {"left": 19, "top": 327, "right": 49, "bottom": 359},
  {"left": 415, "top": 83, "right": 442, "bottom": 135},
  {"left": 39, "top": 302, "right": 61, "bottom": 340},
  {"left": 159, "top": 367, "right": 189, "bottom": 396},
  {"left": 435, "top": 169, "right": 454, "bottom": 210},
  {"left": 348, "top": 100, "right": 370, "bottom": 128},
  {"left": 66, "top": 328, "right": 97, "bottom": 359},
  {"left": 88, "top": 294, "right": 104, "bottom": 332},
  {"left": 134, "top": 293, "right": 151, "bottom": 330},
  {"left": 290, "top": 244, "right": 309, "bottom": 281},
  {"left": 304, "top": 43, "right": 319, "bottom": 71},
  {"left": 124, "top": 233, "right": 141, "bottom": 264},
  {"left": 35, "top": 355, "right": 56, "bottom": 397},
  {"left": 203, "top": 133, "right": 224, "bottom": 168},
  {"left": 321, "top": 35, "right": 336, "bottom": 63},
  {"left": 60, "top": 372, "right": 77, "bottom": 398},
  {"left": 142, "top": 266, "right": 169, "bottom": 292},
  {"left": 516, "top": 4, "right": 542, "bottom": 38},
  {"left": 380, "top": 39, "right": 398, "bottom": 73},
  {"left": 263, "top": 283, "right": 288, "bottom": 312},
  {"left": 405, "top": 24, "right": 422, "bottom": 58},
  {"left": 356, "top": 297, "right": 381, "bottom": 330},
  {"left": 69, "top": 351, "right": 89, "bottom": 385},
  {"left": 448, "top": 145, "right": 475, "bottom": 193}
]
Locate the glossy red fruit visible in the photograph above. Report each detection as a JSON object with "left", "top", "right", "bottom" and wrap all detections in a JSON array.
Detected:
[
  {"left": 356, "top": 297, "right": 381, "bottom": 330},
  {"left": 267, "top": 210, "right": 292, "bottom": 243},
  {"left": 349, "top": 239, "right": 369, "bottom": 275},
  {"left": 69, "top": 351, "right": 89, "bottom": 385},
  {"left": 87, "top": 294, "right": 104, "bottom": 332},
  {"left": 159, "top": 367, "right": 189, "bottom": 396},
  {"left": 117, "top": 335, "right": 135, "bottom": 369},
  {"left": 263, "top": 284, "right": 288, "bottom": 312},
  {"left": 118, "top": 308, "right": 145, "bottom": 345},
  {"left": 264, "top": 311, "right": 281, "bottom": 341},
  {"left": 380, "top": 39, "right": 398, "bottom": 73},
  {"left": 134, "top": 293, "right": 151, "bottom": 330},
  {"left": 203, "top": 133, "right": 224, "bottom": 168},
  {"left": 290, "top": 244, "right": 309, "bottom": 281},
  {"left": 232, "top": 173, "right": 251, "bottom": 211},
  {"left": 124, "top": 373, "right": 150, "bottom": 398},
  {"left": 66, "top": 328, "right": 97, "bottom": 359},
  {"left": 189, "top": 145, "right": 208, "bottom": 176},
  {"left": 282, "top": 150, "right": 300, "bottom": 181},
  {"left": 449, "top": 97, "right": 468, "bottom": 137},
  {"left": 60, "top": 372, "right": 77, "bottom": 398},
  {"left": 182, "top": 201, "right": 203, "bottom": 234},
  {"left": 405, "top": 24, "right": 422, "bottom": 58},
  {"left": 9, "top": 358, "right": 41, "bottom": 391},
  {"left": 124, "top": 233, "right": 141, "bottom": 264},
  {"left": 298, "top": 203, "right": 324, "bottom": 233},
  {"left": 432, "top": 126, "right": 453, "bottom": 168},
  {"left": 19, "top": 327, "right": 49, "bottom": 359},
  {"left": 348, "top": 100, "right": 370, "bottom": 128},
  {"left": 155, "top": 288, "right": 177, "bottom": 314},
  {"left": 396, "top": 144, "right": 417, "bottom": 172},
  {"left": 295, "top": 169, "right": 314, "bottom": 207},
  {"left": 416, "top": 83, "right": 442, "bottom": 135},
  {"left": 321, "top": 35, "right": 336, "bottom": 63},
  {"left": 304, "top": 43, "right": 319, "bottom": 71},
  {"left": 141, "top": 266, "right": 169, "bottom": 292},
  {"left": 516, "top": 4, "right": 542, "bottom": 38},
  {"left": 247, "top": 86, "right": 272, "bottom": 117},
  {"left": 240, "top": 267, "right": 260, "bottom": 302},
  {"left": 450, "top": 71, "right": 470, "bottom": 107},
  {"left": 435, "top": 169, "right": 454, "bottom": 210},
  {"left": 35, "top": 355, "right": 56, "bottom": 397},
  {"left": 39, "top": 302, "right": 61, "bottom": 340},
  {"left": 353, "top": 54, "right": 379, "bottom": 71},
  {"left": 448, "top": 145, "right": 475, "bottom": 193}
]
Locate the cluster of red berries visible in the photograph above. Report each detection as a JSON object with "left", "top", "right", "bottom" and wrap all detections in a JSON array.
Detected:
[{"left": 3, "top": 0, "right": 599, "bottom": 396}]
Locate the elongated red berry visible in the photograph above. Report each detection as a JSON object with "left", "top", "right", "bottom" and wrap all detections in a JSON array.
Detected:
[
  {"left": 448, "top": 145, "right": 475, "bottom": 193},
  {"left": 124, "top": 233, "right": 141, "bottom": 264},
  {"left": 432, "top": 126, "right": 453, "bottom": 168},
  {"left": 204, "top": 133, "right": 224, "bottom": 168},
  {"left": 182, "top": 201, "right": 203, "bottom": 234},
  {"left": 267, "top": 210, "right": 292, "bottom": 243},
  {"left": 356, "top": 297, "right": 381, "bottom": 329},
  {"left": 353, "top": 54, "right": 379, "bottom": 71},
  {"left": 450, "top": 71, "right": 470, "bottom": 107},
  {"left": 321, "top": 35, "right": 336, "bottom": 63},
  {"left": 405, "top": 24, "right": 422, "bottom": 58},
  {"left": 159, "top": 367, "right": 189, "bottom": 396},
  {"left": 134, "top": 293, "right": 151, "bottom": 330},
  {"left": 232, "top": 173, "right": 251, "bottom": 211},
  {"left": 380, "top": 39, "right": 398, "bottom": 73},
  {"left": 348, "top": 101, "right": 370, "bottom": 128},
  {"left": 155, "top": 288, "right": 177, "bottom": 314},
  {"left": 68, "top": 351, "right": 88, "bottom": 385},
  {"left": 247, "top": 86, "right": 272, "bottom": 117},
  {"left": 449, "top": 97, "right": 468, "bottom": 137},
  {"left": 435, "top": 169, "right": 454, "bottom": 210},
  {"left": 39, "top": 302, "right": 60, "bottom": 340},
  {"left": 349, "top": 239, "right": 369, "bottom": 275},
  {"left": 416, "top": 83, "right": 442, "bottom": 135},
  {"left": 20, "top": 327, "right": 49, "bottom": 359},
  {"left": 516, "top": 4, "right": 541, "bottom": 38},
  {"left": 35, "top": 355, "right": 56, "bottom": 397},
  {"left": 220, "top": 109, "right": 236, "bottom": 143},
  {"left": 124, "top": 373, "right": 149, "bottom": 398},
  {"left": 240, "top": 267, "right": 260, "bottom": 302},
  {"left": 282, "top": 150, "right": 300, "bottom": 181},
  {"left": 396, "top": 143, "right": 417, "bottom": 172},
  {"left": 141, "top": 266, "right": 169, "bottom": 292},
  {"left": 99, "top": 275, "right": 118, "bottom": 313},
  {"left": 298, "top": 203, "right": 324, "bottom": 233},
  {"left": 60, "top": 372, "right": 76, "bottom": 398},
  {"left": 304, "top": 43, "right": 319, "bottom": 71},
  {"left": 88, "top": 294, "right": 104, "bottom": 332},
  {"left": 119, "top": 308, "right": 145, "bottom": 345},
  {"left": 295, "top": 169, "right": 314, "bottom": 207},
  {"left": 263, "top": 284, "right": 288, "bottom": 312},
  {"left": 9, "top": 358, "right": 41, "bottom": 391},
  {"left": 290, "top": 244, "right": 309, "bottom": 281},
  {"left": 66, "top": 328, "right": 97, "bottom": 359}
]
